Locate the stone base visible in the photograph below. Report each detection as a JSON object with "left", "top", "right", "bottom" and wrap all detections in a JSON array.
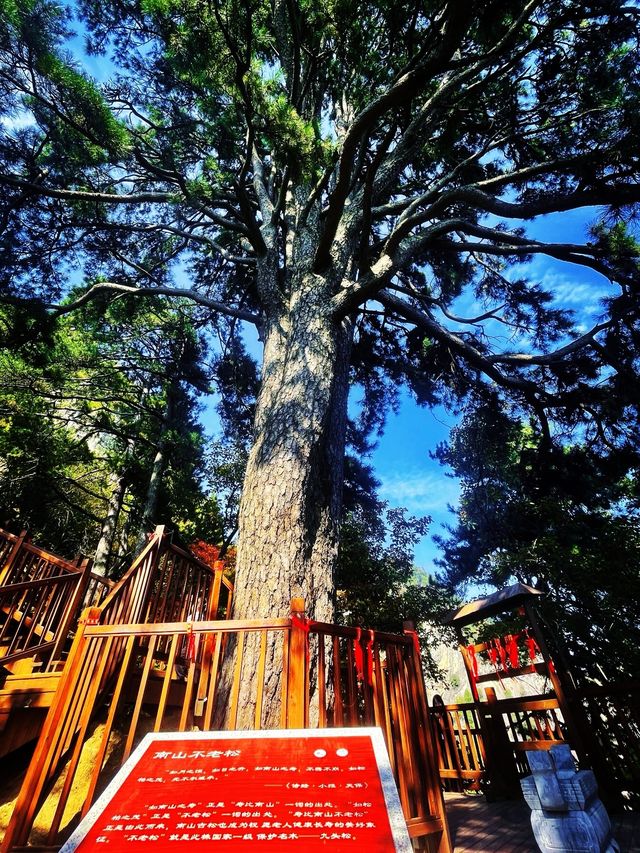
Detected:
[{"left": 530, "top": 799, "right": 619, "bottom": 853}]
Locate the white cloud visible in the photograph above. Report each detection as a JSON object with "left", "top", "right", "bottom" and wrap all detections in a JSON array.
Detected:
[
  {"left": 1, "top": 112, "right": 35, "bottom": 131},
  {"left": 378, "top": 470, "right": 460, "bottom": 516}
]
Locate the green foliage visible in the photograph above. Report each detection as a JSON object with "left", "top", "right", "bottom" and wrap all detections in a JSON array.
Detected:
[
  {"left": 435, "top": 398, "right": 640, "bottom": 683},
  {"left": 0, "top": 297, "right": 214, "bottom": 562},
  {"left": 1, "top": 0, "right": 640, "bottom": 633},
  {"left": 336, "top": 457, "right": 455, "bottom": 675}
]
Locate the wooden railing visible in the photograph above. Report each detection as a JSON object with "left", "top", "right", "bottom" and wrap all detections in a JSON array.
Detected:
[
  {"left": 306, "top": 620, "right": 448, "bottom": 846},
  {"left": 431, "top": 701, "right": 486, "bottom": 790},
  {"left": 81, "top": 572, "right": 115, "bottom": 610},
  {"left": 2, "top": 604, "right": 450, "bottom": 853},
  {"left": 432, "top": 693, "right": 566, "bottom": 794},
  {"left": 432, "top": 683, "right": 640, "bottom": 809},
  {"left": 0, "top": 529, "right": 96, "bottom": 672},
  {"left": 95, "top": 526, "right": 232, "bottom": 629}
]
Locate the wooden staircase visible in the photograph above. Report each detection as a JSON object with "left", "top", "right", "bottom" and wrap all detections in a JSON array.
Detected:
[
  {"left": 0, "top": 526, "right": 231, "bottom": 759},
  {"left": 0, "top": 531, "right": 451, "bottom": 851}
]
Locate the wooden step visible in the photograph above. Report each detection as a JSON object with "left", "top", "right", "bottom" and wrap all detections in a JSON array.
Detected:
[
  {"left": 1, "top": 605, "right": 56, "bottom": 643},
  {"left": 0, "top": 671, "right": 61, "bottom": 721},
  {"left": 0, "top": 671, "right": 61, "bottom": 759}
]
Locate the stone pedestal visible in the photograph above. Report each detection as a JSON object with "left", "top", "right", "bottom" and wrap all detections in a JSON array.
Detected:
[{"left": 521, "top": 744, "right": 619, "bottom": 852}]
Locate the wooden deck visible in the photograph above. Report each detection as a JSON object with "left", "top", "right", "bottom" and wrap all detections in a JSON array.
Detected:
[{"left": 445, "top": 793, "right": 640, "bottom": 852}]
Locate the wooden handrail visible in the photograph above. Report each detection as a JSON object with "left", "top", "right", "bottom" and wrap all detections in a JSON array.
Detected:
[
  {"left": 2, "top": 604, "right": 451, "bottom": 852},
  {"left": 0, "top": 572, "right": 82, "bottom": 595},
  {"left": 96, "top": 528, "right": 165, "bottom": 616},
  {"left": 83, "top": 616, "right": 292, "bottom": 637}
]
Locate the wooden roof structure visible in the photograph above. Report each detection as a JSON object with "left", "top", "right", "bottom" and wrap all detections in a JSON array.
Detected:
[{"left": 442, "top": 582, "right": 544, "bottom": 628}]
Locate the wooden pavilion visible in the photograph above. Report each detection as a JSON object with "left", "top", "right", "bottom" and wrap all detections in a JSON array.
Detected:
[{"left": 432, "top": 583, "right": 640, "bottom": 811}]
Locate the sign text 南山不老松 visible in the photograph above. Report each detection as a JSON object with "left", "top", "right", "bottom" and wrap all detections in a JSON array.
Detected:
[{"left": 59, "top": 728, "right": 412, "bottom": 851}]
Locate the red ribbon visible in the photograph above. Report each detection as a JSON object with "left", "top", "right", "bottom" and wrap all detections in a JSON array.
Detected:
[
  {"left": 366, "top": 630, "right": 374, "bottom": 685},
  {"left": 291, "top": 614, "right": 310, "bottom": 634},
  {"left": 506, "top": 634, "right": 519, "bottom": 669},
  {"left": 496, "top": 637, "right": 507, "bottom": 671},
  {"left": 186, "top": 624, "right": 197, "bottom": 662},
  {"left": 525, "top": 633, "right": 539, "bottom": 664},
  {"left": 407, "top": 630, "right": 421, "bottom": 657},
  {"left": 354, "top": 629, "right": 364, "bottom": 681},
  {"left": 291, "top": 613, "right": 311, "bottom": 665},
  {"left": 466, "top": 645, "right": 479, "bottom": 681}
]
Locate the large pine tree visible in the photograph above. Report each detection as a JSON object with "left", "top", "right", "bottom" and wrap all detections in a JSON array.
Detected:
[{"left": 1, "top": 1, "right": 639, "bottom": 634}]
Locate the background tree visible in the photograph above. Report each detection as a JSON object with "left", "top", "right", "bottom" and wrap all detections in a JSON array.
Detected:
[
  {"left": 0, "top": 294, "right": 219, "bottom": 567},
  {"left": 2, "top": 1, "right": 640, "bottom": 716},
  {"left": 434, "top": 398, "right": 640, "bottom": 683},
  {"left": 337, "top": 456, "right": 454, "bottom": 677}
]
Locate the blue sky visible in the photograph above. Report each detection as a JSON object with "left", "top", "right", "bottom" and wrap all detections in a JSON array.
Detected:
[
  {"left": 207, "top": 211, "right": 617, "bottom": 577},
  {"left": 366, "top": 208, "right": 618, "bottom": 575}
]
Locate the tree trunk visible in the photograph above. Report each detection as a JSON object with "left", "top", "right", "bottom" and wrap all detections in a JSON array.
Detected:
[
  {"left": 134, "top": 440, "right": 167, "bottom": 554},
  {"left": 223, "top": 273, "right": 353, "bottom": 727},
  {"left": 134, "top": 395, "right": 174, "bottom": 555},
  {"left": 92, "top": 471, "right": 128, "bottom": 576}
]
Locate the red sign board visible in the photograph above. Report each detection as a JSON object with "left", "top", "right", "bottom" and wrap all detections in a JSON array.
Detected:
[{"left": 60, "top": 728, "right": 412, "bottom": 851}]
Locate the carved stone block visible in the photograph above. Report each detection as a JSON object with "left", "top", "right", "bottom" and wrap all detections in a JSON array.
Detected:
[{"left": 521, "top": 744, "right": 619, "bottom": 853}]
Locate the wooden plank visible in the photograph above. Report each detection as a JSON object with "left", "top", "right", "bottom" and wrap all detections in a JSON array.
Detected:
[
  {"left": 46, "top": 636, "right": 114, "bottom": 844},
  {"left": 286, "top": 599, "right": 308, "bottom": 729},
  {"left": 203, "top": 631, "right": 223, "bottom": 730},
  {"left": 178, "top": 641, "right": 199, "bottom": 732},
  {"left": 123, "top": 635, "right": 158, "bottom": 762},
  {"left": 345, "top": 637, "right": 358, "bottom": 725},
  {"left": 317, "top": 631, "right": 327, "bottom": 728},
  {"left": 474, "top": 661, "right": 548, "bottom": 684},
  {"left": 310, "top": 620, "right": 413, "bottom": 645},
  {"left": 406, "top": 816, "right": 445, "bottom": 837},
  {"left": 386, "top": 645, "right": 412, "bottom": 820},
  {"left": 0, "top": 671, "right": 60, "bottom": 711},
  {"left": 154, "top": 632, "right": 180, "bottom": 731},
  {"left": 332, "top": 635, "right": 344, "bottom": 726},
  {"left": 228, "top": 630, "right": 245, "bottom": 729},
  {"left": 84, "top": 617, "right": 292, "bottom": 637},
  {"left": 0, "top": 530, "right": 28, "bottom": 586},
  {"left": 0, "top": 608, "right": 97, "bottom": 852},
  {"left": 81, "top": 634, "right": 137, "bottom": 817},
  {"left": 0, "top": 641, "right": 57, "bottom": 668},
  {"left": 439, "top": 769, "right": 484, "bottom": 779},
  {"left": 254, "top": 629, "right": 267, "bottom": 730},
  {"left": 0, "top": 573, "right": 80, "bottom": 596}
]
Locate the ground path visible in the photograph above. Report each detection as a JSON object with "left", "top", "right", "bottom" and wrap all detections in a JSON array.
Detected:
[{"left": 445, "top": 792, "right": 640, "bottom": 852}]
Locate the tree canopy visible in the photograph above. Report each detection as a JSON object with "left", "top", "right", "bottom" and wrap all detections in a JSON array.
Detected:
[
  {"left": 434, "top": 399, "right": 640, "bottom": 683},
  {"left": 1, "top": 0, "right": 639, "bottom": 635}
]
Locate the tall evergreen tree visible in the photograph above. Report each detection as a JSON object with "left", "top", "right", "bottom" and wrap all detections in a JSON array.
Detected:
[
  {"left": 434, "top": 399, "right": 640, "bottom": 682},
  {"left": 1, "top": 2, "right": 639, "bottom": 695}
]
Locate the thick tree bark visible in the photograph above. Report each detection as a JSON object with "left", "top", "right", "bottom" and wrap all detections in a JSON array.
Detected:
[
  {"left": 234, "top": 290, "right": 352, "bottom": 620},
  {"left": 223, "top": 271, "right": 353, "bottom": 727},
  {"left": 134, "top": 440, "right": 167, "bottom": 555}
]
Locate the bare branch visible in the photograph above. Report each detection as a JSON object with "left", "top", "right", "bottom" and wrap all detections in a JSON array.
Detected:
[{"left": 46, "top": 282, "right": 262, "bottom": 326}]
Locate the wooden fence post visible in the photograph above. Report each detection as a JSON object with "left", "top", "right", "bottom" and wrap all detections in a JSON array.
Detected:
[
  {"left": 207, "top": 561, "right": 225, "bottom": 620},
  {"left": 481, "top": 687, "right": 521, "bottom": 800},
  {"left": 49, "top": 557, "right": 94, "bottom": 668},
  {"left": 0, "top": 606, "right": 98, "bottom": 852},
  {"left": 403, "top": 622, "right": 453, "bottom": 853},
  {"left": 0, "top": 529, "right": 28, "bottom": 587},
  {"left": 286, "top": 597, "right": 308, "bottom": 729}
]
